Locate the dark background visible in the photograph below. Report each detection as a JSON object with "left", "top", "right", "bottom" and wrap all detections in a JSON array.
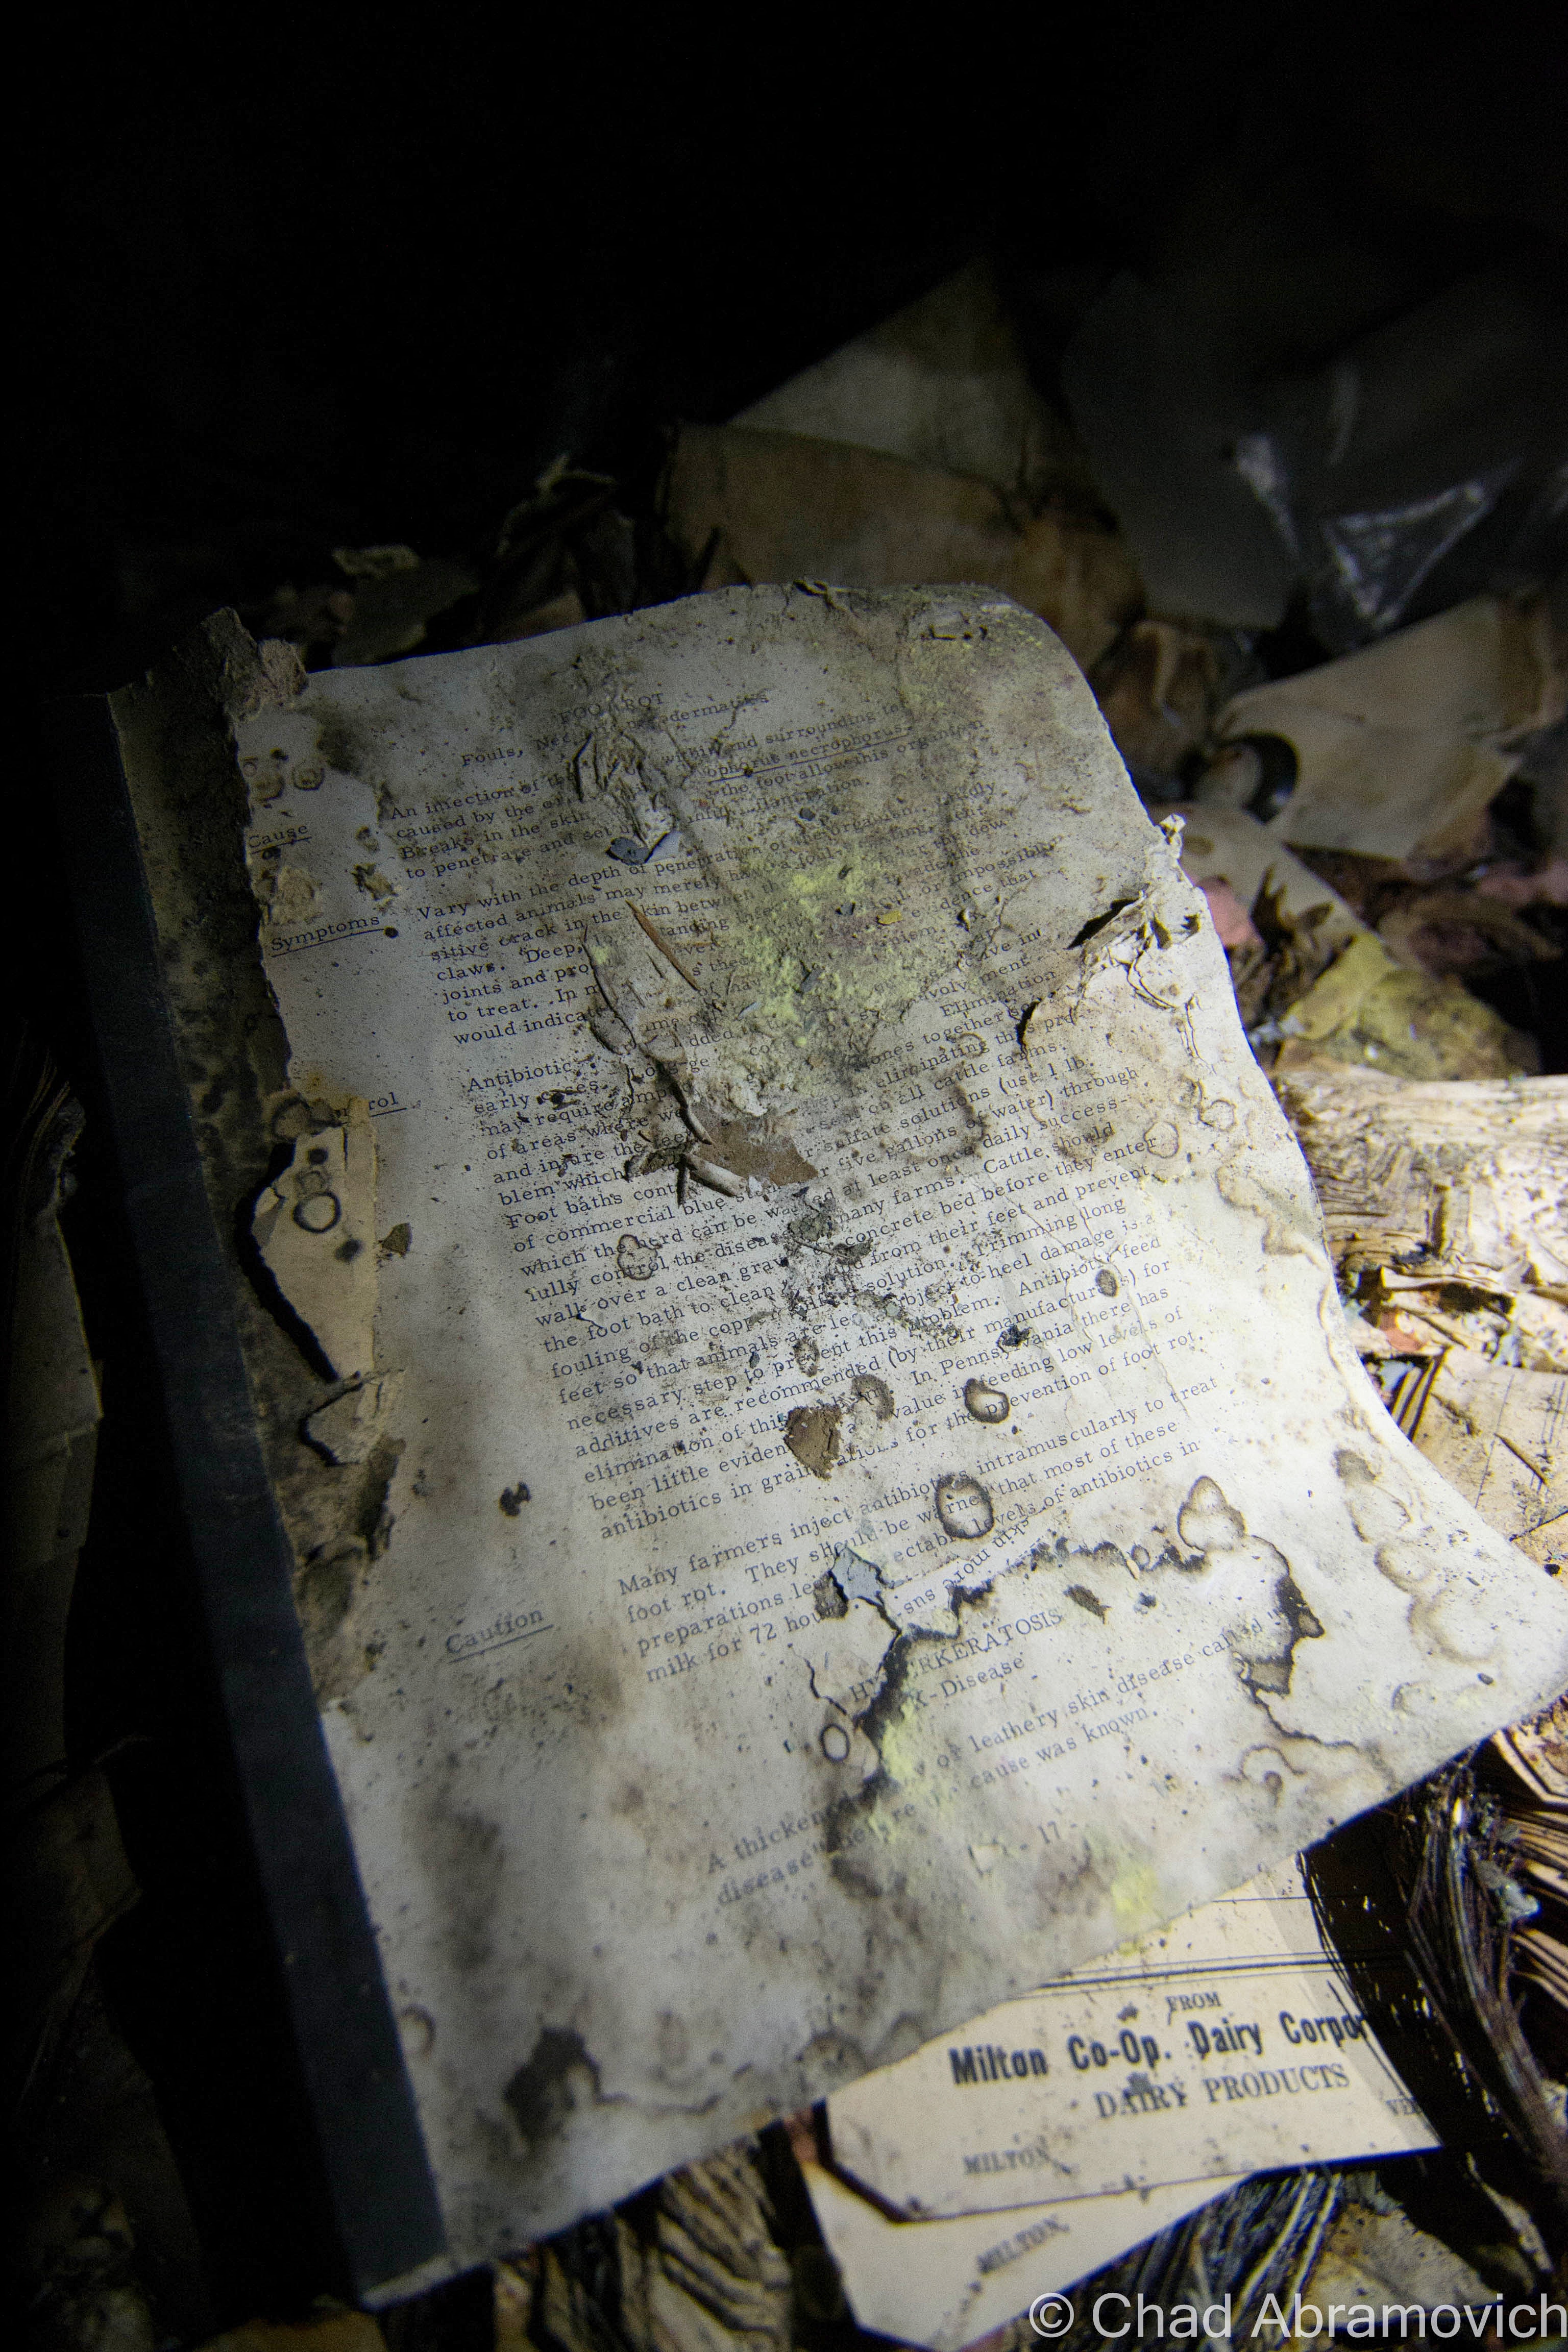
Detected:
[
  {"left": 18, "top": 4, "right": 1567, "bottom": 685},
  {"left": 15, "top": 0, "right": 1568, "bottom": 1039}
]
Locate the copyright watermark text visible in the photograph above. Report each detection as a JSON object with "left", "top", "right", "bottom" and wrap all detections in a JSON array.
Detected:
[{"left": 1027, "top": 2291, "right": 1567, "bottom": 2339}]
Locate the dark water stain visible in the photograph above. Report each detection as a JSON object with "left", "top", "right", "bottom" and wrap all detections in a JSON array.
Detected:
[
  {"left": 1175, "top": 1475, "right": 1327, "bottom": 1701},
  {"left": 355, "top": 1436, "right": 405, "bottom": 1555},
  {"left": 935, "top": 1474, "right": 994, "bottom": 1539},
  {"left": 1241, "top": 1572, "right": 1325, "bottom": 1699},
  {"left": 442, "top": 1810, "right": 503, "bottom": 1970},
  {"left": 1043, "top": 1534, "right": 1133, "bottom": 1581},
  {"left": 504, "top": 2027, "right": 603, "bottom": 2151},
  {"left": 616, "top": 1233, "right": 662, "bottom": 1280}
]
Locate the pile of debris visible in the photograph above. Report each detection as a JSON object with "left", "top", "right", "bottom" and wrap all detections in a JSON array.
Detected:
[
  {"left": 246, "top": 256, "right": 1566, "bottom": 1536},
  {"left": 235, "top": 252, "right": 1566, "bottom": 2309},
  {"left": 252, "top": 262, "right": 1566, "bottom": 1084},
  {"left": 15, "top": 252, "right": 1566, "bottom": 2352}
]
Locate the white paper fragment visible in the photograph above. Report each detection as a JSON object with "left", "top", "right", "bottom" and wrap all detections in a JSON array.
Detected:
[
  {"left": 807, "top": 1855, "right": 1437, "bottom": 2348},
  {"left": 825, "top": 1858, "right": 1436, "bottom": 2222},
  {"left": 252, "top": 1102, "right": 377, "bottom": 1380},
  {"left": 303, "top": 1371, "right": 406, "bottom": 1466},
  {"left": 799, "top": 2150, "right": 1241, "bottom": 2352}
]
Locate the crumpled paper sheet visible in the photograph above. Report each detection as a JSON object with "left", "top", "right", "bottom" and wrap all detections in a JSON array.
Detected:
[
  {"left": 664, "top": 422, "right": 1141, "bottom": 673},
  {"left": 730, "top": 256, "right": 1097, "bottom": 510},
  {"left": 1215, "top": 594, "right": 1567, "bottom": 864}
]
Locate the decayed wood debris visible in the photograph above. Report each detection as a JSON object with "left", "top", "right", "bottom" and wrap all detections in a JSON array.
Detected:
[
  {"left": 511, "top": 2145, "right": 793, "bottom": 2352},
  {"left": 1275, "top": 1064, "right": 1567, "bottom": 1562},
  {"left": 1492, "top": 1703, "right": 1568, "bottom": 2037},
  {"left": 1271, "top": 1066, "right": 1568, "bottom": 1295}
]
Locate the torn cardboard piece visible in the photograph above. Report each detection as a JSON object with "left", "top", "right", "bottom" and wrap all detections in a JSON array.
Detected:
[
  {"left": 1214, "top": 594, "right": 1567, "bottom": 863},
  {"left": 1176, "top": 806, "right": 1365, "bottom": 966},
  {"left": 730, "top": 258, "right": 1092, "bottom": 508},
  {"left": 664, "top": 423, "right": 1141, "bottom": 672}
]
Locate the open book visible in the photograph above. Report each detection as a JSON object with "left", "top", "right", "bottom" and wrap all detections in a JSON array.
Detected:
[{"left": 78, "top": 586, "right": 1567, "bottom": 2294}]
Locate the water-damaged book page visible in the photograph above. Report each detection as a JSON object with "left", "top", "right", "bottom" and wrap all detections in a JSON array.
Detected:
[{"left": 231, "top": 585, "right": 1566, "bottom": 2258}]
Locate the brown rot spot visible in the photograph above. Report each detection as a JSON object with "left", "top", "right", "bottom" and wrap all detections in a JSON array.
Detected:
[
  {"left": 616, "top": 1233, "right": 662, "bottom": 1280},
  {"left": 964, "top": 1378, "right": 1010, "bottom": 1423},
  {"left": 851, "top": 1374, "right": 894, "bottom": 1420},
  {"left": 503, "top": 2028, "right": 602, "bottom": 2151},
  {"left": 785, "top": 1405, "right": 841, "bottom": 1479},
  {"left": 794, "top": 1334, "right": 821, "bottom": 1377},
  {"left": 398, "top": 2005, "right": 435, "bottom": 2058},
  {"left": 499, "top": 1483, "right": 531, "bottom": 1516},
  {"left": 1066, "top": 1585, "right": 1108, "bottom": 1620},
  {"left": 378, "top": 1222, "right": 412, "bottom": 1257},
  {"left": 1095, "top": 1268, "right": 1119, "bottom": 1296},
  {"left": 935, "top": 1474, "right": 994, "bottom": 1539}
]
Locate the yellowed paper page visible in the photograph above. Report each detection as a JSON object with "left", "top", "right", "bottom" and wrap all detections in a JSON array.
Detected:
[{"left": 214, "top": 585, "right": 1566, "bottom": 2258}]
